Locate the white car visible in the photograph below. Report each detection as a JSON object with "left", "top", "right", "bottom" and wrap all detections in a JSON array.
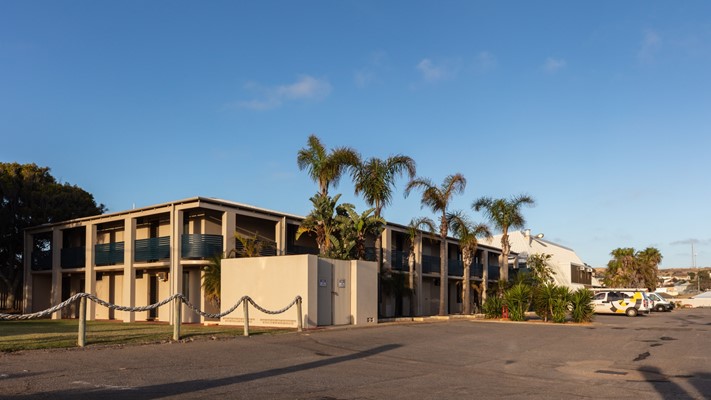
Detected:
[
  {"left": 648, "top": 292, "right": 674, "bottom": 312},
  {"left": 592, "top": 289, "right": 650, "bottom": 317}
]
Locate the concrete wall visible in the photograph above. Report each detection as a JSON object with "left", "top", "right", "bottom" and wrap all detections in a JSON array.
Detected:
[{"left": 220, "top": 255, "right": 377, "bottom": 328}]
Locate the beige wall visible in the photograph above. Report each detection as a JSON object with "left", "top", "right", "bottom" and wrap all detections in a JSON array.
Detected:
[{"left": 220, "top": 255, "right": 377, "bottom": 328}]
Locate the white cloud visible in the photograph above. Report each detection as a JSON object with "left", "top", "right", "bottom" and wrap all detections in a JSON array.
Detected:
[
  {"left": 638, "top": 30, "right": 662, "bottom": 62},
  {"left": 417, "top": 58, "right": 457, "bottom": 82},
  {"left": 233, "top": 75, "right": 332, "bottom": 111},
  {"left": 542, "top": 57, "right": 567, "bottom": 73}
]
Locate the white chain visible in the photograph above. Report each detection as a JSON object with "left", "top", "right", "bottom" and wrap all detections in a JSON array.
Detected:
[{"left": 0, "top": 293, "right": 302, "bottom": 321}]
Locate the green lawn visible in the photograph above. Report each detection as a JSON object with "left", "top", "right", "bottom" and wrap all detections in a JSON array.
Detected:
[{"left": 0, "top": 319, "right": 291, "bottom": 352}]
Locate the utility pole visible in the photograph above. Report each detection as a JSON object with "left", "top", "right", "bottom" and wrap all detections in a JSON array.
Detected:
[{"left": 693, "top": 242, "right": 699, "bottom": 293}]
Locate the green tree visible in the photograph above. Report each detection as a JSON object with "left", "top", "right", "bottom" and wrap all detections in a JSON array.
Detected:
[
  {"left": 405, "top": 173, "right": 467, "bottom": 315},
  {"left": 352, "top": 155, "right": 416, "bottom": 267},
  {"left": 296, "top": 193, "right": 343, "bottom": 256},
  {"left": 297, "top": 135, "right": 360, "bottom": 196},
  {"left": 0, "top": 163, "right": 105, "bottom": 309},
  {"left": 233, "top": 231, "right": 275, "bottom": 258},
  {"left": 604, "top": 247, "right": 662, "bottom": 290},
  {"left": 503, "top": 283, "right": 532, "bottom": 321},
  {"left": 473, "top": 194, "right": 535, "bottom": 283},
  {"left": 202, "top": 254, "right": 222, "bottom": 306},
  {"left": 448, "top": 211, "right": 491, "bottom": 314},
  {"left": 527, "top": 253, "right": 556, "bottom": 286},
  {"left": 333, "top": 204, "right": 385, "bottom": 260}
]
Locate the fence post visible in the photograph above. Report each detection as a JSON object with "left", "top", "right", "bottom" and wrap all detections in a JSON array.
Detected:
[
  {"left": 78, "top": 296, "right": 87, "bottom": 347},
  {"left": 296, "top": 297, "right": 303, "bottom": 332},
  {"left": 243, "top": 299, "right": 250, "bottom": 337},
  {"left": 173, "top": 296, "right": 182, "bottom": 341}
]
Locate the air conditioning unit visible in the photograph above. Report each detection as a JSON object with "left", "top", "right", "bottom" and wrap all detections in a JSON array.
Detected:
[{"left": 578, "top": 266, "right": 585, "bottom": 271}]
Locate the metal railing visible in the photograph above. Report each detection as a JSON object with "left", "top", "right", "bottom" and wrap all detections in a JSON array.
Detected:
[{"left": 0, "top": 293, "right": 303, "bottom": 347}]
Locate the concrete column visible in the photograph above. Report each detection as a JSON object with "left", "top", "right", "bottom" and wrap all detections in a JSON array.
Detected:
[
  {"left": 170, "top": 208, "right": 184, "bottom": 325},
  {"left": 275, "top": 217, "right": 287, "bottom": 256},
  {"left": 22, "top": 231, "right": 33, "bottom": 313},
  {"left": 122, "top": 218, "right": 136, "bottom": 322},
  {"left": 84, "top": 224, "right": 96, "bottom": 320},
  {"left": 482, "top": 250, "right": 489, "bottom": 303},
  {"left": 222, "top": 211, "right": 236, "bottom": 257},
  {"left": 415, "top": 233, "right": 423, "bottom": 316},
  {"left": 381, "top": 227, "right": 391, "bottom": 271},
  {"left": 50, "top": 228, "right": 62, "bottom": 319}
]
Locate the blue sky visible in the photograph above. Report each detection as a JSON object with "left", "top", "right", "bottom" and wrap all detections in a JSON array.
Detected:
[{"left": 2, "top": 1, "right": 710, "bottom": 268}]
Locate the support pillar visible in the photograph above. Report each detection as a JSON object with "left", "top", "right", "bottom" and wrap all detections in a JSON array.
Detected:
[
  {"left": 123, "top": 218, "right": 136, "bottom": 322},
  {"left": 482, "top": 250, "right": 489, "bottom": 304},
  {"left": 275, "top": 217, "right": 287, "bottom": 256},
  {"left": 50, "top": 228, "right": 62, "bottom": 319},
  {"left": 84, "top": 224, "right": 96, "bottom": 321},
  {"left": 170, "top": 208, "right": 184, "bottom": 326},
  {"left": 415, "top": 233, "right": 423, "bottom": 316},
  {"left": 22, "top": 231, "right": 33, "bottom": 313}
]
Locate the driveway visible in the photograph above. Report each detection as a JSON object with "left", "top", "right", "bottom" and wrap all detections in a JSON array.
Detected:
[{"left": 2, "top": 309, "right": 710, "bottom": 399}]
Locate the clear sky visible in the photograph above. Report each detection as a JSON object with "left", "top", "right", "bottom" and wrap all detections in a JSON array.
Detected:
[{"left": 2, "top": 1, "right": 710, "bottom": 269}]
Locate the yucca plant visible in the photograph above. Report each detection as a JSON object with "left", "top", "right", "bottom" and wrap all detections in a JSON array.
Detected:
[
  {"left": 570, "top": 288, "right": 595, "bottom": 323},
  {"left": 551, "top": 286, "right": 572, "bottom": 323},
  {"left": 202, "top": 254, "right": 222, "bottom": 306},
  {"left": 533, "top": 283, "right": 558, "bottom": 322},
  {"left": 482, "top": 296, "right": 504, "bottom": 319},
  {"left": 504, "top": 283, "right": 532, "bottom": 321}
]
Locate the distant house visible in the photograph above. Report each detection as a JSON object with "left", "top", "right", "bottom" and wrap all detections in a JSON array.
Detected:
[{"left": 483, "top": 229, "right": 597, "bottom": 290}]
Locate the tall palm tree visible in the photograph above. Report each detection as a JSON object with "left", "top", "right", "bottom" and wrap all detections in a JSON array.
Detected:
[
  {"left": 605, "top": 247, "right": 636, "bottom": 288},
  {"left": 636, "top": 247, "right": 662, "bottom": 291},
  {"left": 334, "top": 204, "right": 385, "bottom": 260},
  {"left": 406, "top": 217, "right": 436, "bottom": 315},
  {"left": 352, "top": 155, "right": 416, "bottom": 268},
  {"left": 405, "top": 173, "right": 467, "bottom": 316},
  {"left": 297, "top": 135, "right": 360, "bottom": 196},
  {"left": 473, "top": 194, "right": 535, "bottom": 283},
  {"left": 448, "top": 211, "right": 492, "bottom": 314}
]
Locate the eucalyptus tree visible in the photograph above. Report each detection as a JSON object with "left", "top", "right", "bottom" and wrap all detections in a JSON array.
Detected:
[
  {"left": 405, "top": 173, "right": 467, "bottom": 316},
  {"left": 352, "top": 155, "right": 416, "bottom": 267},
  {"left": 473, "top": 194, "right": 535, "bottom": 283},
  {"left": 297, "top": 135, "right": 360, "bottom": 196},
  {"left": 448, "top": 211, "right": 492, "bottom": 314}
]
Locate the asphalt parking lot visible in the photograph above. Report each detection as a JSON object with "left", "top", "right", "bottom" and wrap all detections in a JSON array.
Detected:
[{"left": 2, "top": 309, "right": 710, "bottom": 399}]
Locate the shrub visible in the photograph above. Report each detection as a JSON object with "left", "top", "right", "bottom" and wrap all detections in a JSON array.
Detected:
[
  {"left": 483, "top": 296, "right": 504, "bottom": 319},
  {"left": 570, "top": 288, "right": 594, "bottom": 323},
  {"left": 551, "top": 286, "right": 572, "bottom": 323},
  {"left": 504, "top": 283, "right": 532, "bottom": 321},
  {"left": 533, "top": 283, "right": 557, "bottom": 322}
]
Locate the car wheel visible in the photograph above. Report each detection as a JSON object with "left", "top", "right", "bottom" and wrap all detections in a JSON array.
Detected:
[
  {"left": 626, "top": 307, "right": 638, "bottom": 317},
  {"left": 655, "top": 305, "right": 665, "bottom": 312}
]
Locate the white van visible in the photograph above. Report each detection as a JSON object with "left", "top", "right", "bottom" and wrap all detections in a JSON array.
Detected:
[
  {"left": 592, "top": 289, "right": 651, "bottom": 317},
  {"left": 648, "top": 292, "right": 674, "bottom": 312}
]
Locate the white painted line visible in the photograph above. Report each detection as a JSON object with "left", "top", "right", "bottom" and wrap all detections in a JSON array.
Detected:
[{"left": 72, "top": 380, "right": 135, "bottom": 391}]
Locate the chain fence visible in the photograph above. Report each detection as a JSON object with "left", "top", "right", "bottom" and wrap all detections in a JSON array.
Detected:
[{"left": 0, "top": 292, "right": 303, "bottom": 347}]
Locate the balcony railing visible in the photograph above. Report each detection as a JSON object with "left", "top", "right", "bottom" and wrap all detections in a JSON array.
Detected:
[
  {"left": 488, "top": 265, "right": 500, "bottom": 281},
  {"left": 31, "top": 250, "right": 52, "bottom": 271},
  {"left": 95, "top": 242, "right": 125, "bottom": 266},
  {"left": 61, "top": 247, "right": 85, "bottom": 268},
  {"left": 287, "top": 244, "right": 319, "bottom": 256},
  {"left": 181, "top": 234, "right": 223, "bottom": 259},
  {"left": 135, "top": 236, "right": 170, "bottom": 262},
  {"left": 448, "top": 259, "right": 463, "bottom": 277},
  {"left": 391, "top": 250, "right": 409, "bottom": 271},
  {"left": 422, "top": 254, "right": 440, "bottom": 274}
]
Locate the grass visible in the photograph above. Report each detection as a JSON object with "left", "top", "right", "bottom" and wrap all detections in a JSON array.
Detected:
[{"left": 0, "top": 319, "right": 291, "bottom": 352}]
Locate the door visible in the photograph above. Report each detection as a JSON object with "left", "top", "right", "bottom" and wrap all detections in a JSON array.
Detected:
[
  {"left": 317, "top": 261, "right": 332, "bottom": 326},
  {"left": 331, "top": 262, "right": 351, "bottom": 325}
]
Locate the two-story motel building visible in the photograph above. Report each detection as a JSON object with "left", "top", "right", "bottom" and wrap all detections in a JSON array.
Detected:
[{"left": 23, "top": 197, "right": 509, "bottom": 324}]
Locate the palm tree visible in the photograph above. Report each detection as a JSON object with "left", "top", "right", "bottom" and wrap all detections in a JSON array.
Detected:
[
  {"left": 604, "top": 247, "right": 636, "bottom": 288},
  {"left": 296, "top": 193, "right": 342, "bottom": 256},
  {"left": 406, "top": 217, "right": 436, "bottom": 315},
  {"left": 202, "top": 254, "right": 222, "bottom": 306},
  {"left": 297, "top": 135, "right": 360, "bottom": 196},
  {"left": 473, "top": 194, "right": 535, "bottom": 283},
  {"left": 448, "top": 211, "right": 492, "bottom": 314},
  {"left": 334, "top": 204, "right": 385, "bottom": 260},
  {"left": 636, "top": 247, "right": 662, "bottom": 291},
  {"left": 405, "top": 173, "right": 467, "bottom": 315}
]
